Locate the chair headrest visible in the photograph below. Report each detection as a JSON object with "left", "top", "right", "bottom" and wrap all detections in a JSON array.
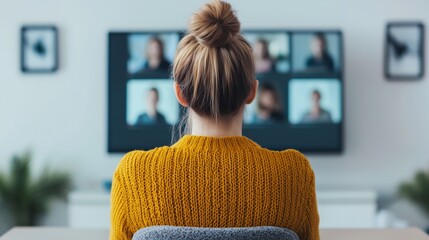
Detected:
[{"left": 132, "top": 226, "right": 299, "bottom": 240}]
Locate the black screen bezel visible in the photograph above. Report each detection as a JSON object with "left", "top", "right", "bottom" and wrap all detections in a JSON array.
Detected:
[{"left": 108, "top": 29, "right": 344, "bottom": 153}]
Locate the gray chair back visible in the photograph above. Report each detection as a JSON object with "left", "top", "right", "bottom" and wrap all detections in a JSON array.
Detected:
[{"left": 132, "top": 226, "right": 299, "bottom": 240}]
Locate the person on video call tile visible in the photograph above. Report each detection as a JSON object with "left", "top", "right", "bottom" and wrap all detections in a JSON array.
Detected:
[
  {"left": 137, "top": 36, "right": 171, "bottom": 74},
  {"left": 253, "top": 39, "right": 276, "bottom": 74},
  {"left": 135, "top": 87, "right": 167, "bottom": 125},
  {"left": 300, "top": 90, "right": 332, "bottom": 124},
  {"left": 252, "top": 82, "right": 284, "bottom": 124},
  {"left": 305, "top": 33, "right": 334, "bottom": 73}
]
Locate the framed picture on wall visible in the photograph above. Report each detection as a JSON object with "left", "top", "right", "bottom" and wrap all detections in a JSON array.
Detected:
[
  {"left": 384, "top": 22, "right": 425, "bottom": 80},
  {"left": 21, "top": 25, "right": 59, "bottom": 73}
]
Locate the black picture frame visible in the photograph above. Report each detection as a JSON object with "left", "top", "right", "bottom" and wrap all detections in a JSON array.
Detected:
[
  {"left": 21, "top": 25, "right": 59, "bottom": 73},
  {"left": 384, "top": 22, "right": 425, "bottom": 80}
]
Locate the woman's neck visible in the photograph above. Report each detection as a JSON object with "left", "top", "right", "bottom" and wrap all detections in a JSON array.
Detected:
[{"left": 190, "top": 111, "right": 243, "bottom": 137}]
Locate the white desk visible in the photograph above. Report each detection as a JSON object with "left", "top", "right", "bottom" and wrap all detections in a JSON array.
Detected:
[
  {"left": 68, "top": 190, "right": 377, "bottom": 228},
  {"left": 1, "top": 227, "right": 428, "bottom": 240},
  {"left": 0, "top": 228, "right": 109, "bottom": 240}
]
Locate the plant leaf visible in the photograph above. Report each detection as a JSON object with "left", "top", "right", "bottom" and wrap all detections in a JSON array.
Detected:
[{"left": 398, "top": 169, "right": 429, "bottom": 217}]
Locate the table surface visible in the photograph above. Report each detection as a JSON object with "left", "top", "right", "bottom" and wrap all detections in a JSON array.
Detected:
[{"left": 1, "top": 227, "right": 428, "bottom": 240}]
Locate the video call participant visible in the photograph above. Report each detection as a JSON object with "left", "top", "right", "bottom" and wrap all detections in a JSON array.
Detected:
[
  {"left": 135, "top": 87, "right": 167, "bottom": 125},
  {"left": 300, "top": 89, "right": 332, "bottom": 124},
  {"left": 252, "top": 82, "right": 284, "bottom": 123},
  {"left": 253, "top": 39, "right": 276, "bottom": 73},
  {"left": 306, "top": 33, "right": 334, "bottom": 72},
  {"left": 137, "top": 36, "right": 171, "bottom": 74}
]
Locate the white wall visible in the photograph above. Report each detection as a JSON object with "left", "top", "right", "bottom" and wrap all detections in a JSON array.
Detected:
[{"left": 1, "top": 0, "right": 429, "bottom": 229}]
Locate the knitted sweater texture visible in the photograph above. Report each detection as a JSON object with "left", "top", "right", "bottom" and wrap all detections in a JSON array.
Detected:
[{"left": 110, "top": 135, "right": 319, "bottom": 240}]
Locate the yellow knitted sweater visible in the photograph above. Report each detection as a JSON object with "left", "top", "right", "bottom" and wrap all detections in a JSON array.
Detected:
[{"left": 110, "top": 135, "right": 319, "bottom": 240}]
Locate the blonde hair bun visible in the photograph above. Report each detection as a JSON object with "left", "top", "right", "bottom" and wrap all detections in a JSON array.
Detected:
[{"left": 189, "top": 0, "right": 240, "bottom": 48}]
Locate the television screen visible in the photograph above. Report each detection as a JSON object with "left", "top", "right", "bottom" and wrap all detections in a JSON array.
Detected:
[{"left": 108, "top": 30, "right": 343, "bottom": 152}]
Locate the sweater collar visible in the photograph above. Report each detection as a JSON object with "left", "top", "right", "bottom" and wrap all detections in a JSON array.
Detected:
[{"left": 172, "top": 135, "right": 261, "bottom": 150}]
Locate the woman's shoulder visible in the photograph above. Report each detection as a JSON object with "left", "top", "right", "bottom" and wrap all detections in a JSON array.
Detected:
[
  {"left": 282, "top": 149, "right": 315, "bottom": 176},
  {"left": 279, "top": 149, "right": 307, "bottom": 160}
]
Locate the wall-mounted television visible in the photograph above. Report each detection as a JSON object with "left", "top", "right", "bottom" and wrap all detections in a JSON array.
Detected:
[{"left": 108, "top": 30, "right": 344, "bottom": 153}]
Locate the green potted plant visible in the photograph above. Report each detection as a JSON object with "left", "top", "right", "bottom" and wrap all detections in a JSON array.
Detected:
[
  {"left": 398, "top": 169, "right": 429, "bottom": 233},
  {"left": 0, "top": 151, "right": 72, "bottom": 226}
]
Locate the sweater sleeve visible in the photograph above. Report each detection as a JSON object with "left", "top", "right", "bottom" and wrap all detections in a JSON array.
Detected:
[
  {"left": 110, "top": 167, "right": 132, "bottom": 240},
  {"left": 304, "top": 168, "right": 320, "bottom": 240}
]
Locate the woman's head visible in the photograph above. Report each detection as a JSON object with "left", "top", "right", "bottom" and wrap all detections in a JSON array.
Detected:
[
  {"left": 311, "top": 32, "right": 328, "bottom": 58},
  {"left": 253, "top": 39, "right": 270, "bottom": 60},
  {"left": 146, "top": 36, "right": 165, "bottom": 62},
  {"left": 257, "top": 82, "right": 281, "bottom": 119},
  {"left": 311, "top": 89, "right": 322, "bottom": 107},
  {"left": 146, "top": 87, "right": 159, "bottom": 112},
  {"left": 173, "top": 0, "right": 256, "bottom": 123}
]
